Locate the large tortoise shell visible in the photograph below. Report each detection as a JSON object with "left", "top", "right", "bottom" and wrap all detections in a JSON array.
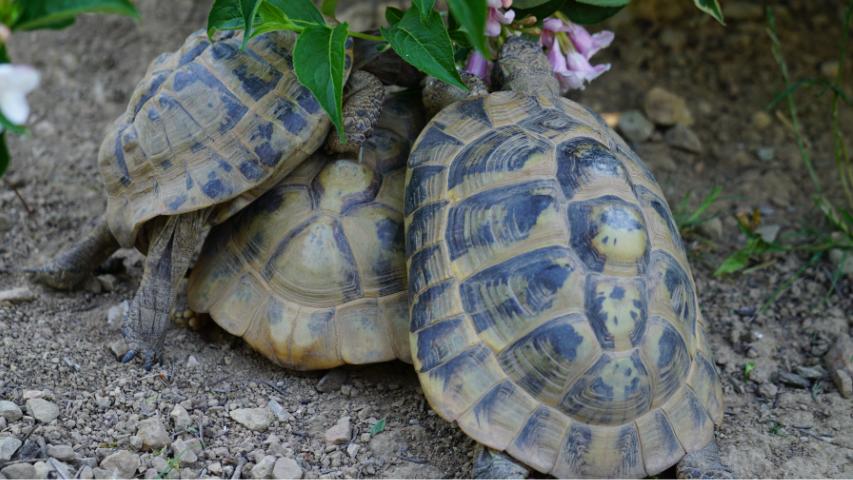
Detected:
[
  {"left": 99, "top": 29, "right": 353, "bottom": 248},
  {"left": 404, "top": 91, "right": 724, "bottom": 477},
  {"left": 186, "top": 94, "right": 424, "bottom": 370}
]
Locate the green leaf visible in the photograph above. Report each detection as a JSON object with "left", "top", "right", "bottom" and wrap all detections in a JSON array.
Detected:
[
  {"left": 560, "top": 0, "right": 625, "bottom": 24},
  {"left": 512, "top": 0, "right": 558, "bottom": 7},
  {"left": 320, "top": 0, "right": 337, "bottom": 17},
  {"left": 385, "top": 6, "right": 404, "bottom": 25},
  {"left": 446, "top": 0, "right": 488, "bottom": 56},
  {"left": 238, "top": 0, "right": 263, "bottom": 48},
  {"left": 381, "top": 7, "right": 465, "bottom": 90},
  {"left": 13, "top": 0, "right": 138, "bottom": 31},
  {"left": 0, "top": 44, "right": 9, "bottom": 63},
  {"left": 293, "top": 23, "right": 349, "bottom": 140},
  {"left": 369, "top": 418, "right": 386, "bottom": 436},
  {"left": 0, "top": 111, "right": 27, "bottom": 135},
  {"left": 207, "top": 0, "right": 245, "bottom": 36},
  {"left": 414, "top": 0, "right": 436, "bottom": 18},
  {"left": 693, "top": 0, "right": 725, "bottom": 25},
  {"left": 513, "top": 0, "right": 566, "bottom": 20},
  {"left": 0, "top": 133, "right": 8, "bottom": 178},
  {"left": 265, "top": 0, "right": 325, "bottom": 27}
]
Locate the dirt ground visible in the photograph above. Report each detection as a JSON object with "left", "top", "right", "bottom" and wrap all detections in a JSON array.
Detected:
[{"left": 1, "top": 0, "right": 852, "bottom": 478}]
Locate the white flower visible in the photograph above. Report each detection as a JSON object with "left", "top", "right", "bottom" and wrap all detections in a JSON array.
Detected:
[{"left": 0, "top": 64, "right": 40, "bottom": 125}]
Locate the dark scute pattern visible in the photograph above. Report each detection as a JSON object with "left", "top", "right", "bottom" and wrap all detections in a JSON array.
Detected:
[
  {"left": 410, "top": 280, "right": 454, "bottom": 332},
  {"left": 416, "top": 317, "right": 468, "bottom": 372},
  {"left": 559, "top": 423, "right": 593, "bottom": 474},
  {"left": 113, "top": 126, "right": 131, "bottom": 185},
  {"left": 456, "top": 97, "right": 492, "bottom": 128},
  {"left": 584, "top": 276, "right": 648, "bottom": 350},
  {"left": 556, "top": 137, "right": 627, "bottom": 199},
  {"left": 655, "top": 251, "right": 698, "bottom": 336},
  {"left": 636, "top": 185, "right": 686, "bottom": 254},
  {"left": 447, "top": 126, "right": 550, "bottom": 190},
  {"left": 614, "top": 425, "right": 644, "bottom": 477},
  {"left": 653, "top": 410, "right": 682, "bottom": 456},
  {"left": 233, "top": 60, "right": 282, "bottom": 100},
  {"left": 446, "top": 181, "right": 557, "bottom": 261},
  {"left": 405, "top": 165, "right": 444, "bottom": 215},
  {"left": 178, "top": 40, "right": 209, "bottom": 66},
  {"left": 498, "top": 316, "right": 585, "bottom": 397},
  {"left": 559, "top": 351, "right": 652, "bottom": 425},
  {"left": 273, "top": 98, "right": 308, "bottom": 135},
  {"left": 518, "top": 108, "right": 576, "bottom": 136},
  {"left": 472, "top": 380, "right": 516, "bottom": 423},
  {"left": 405, "top": 201, "right": 447, "bottom": 256},
  {"left": 408, "top": 124, "right": 462, "bottom": 167},
  {"left": 171, "top": 63, "right": 249, "bottom": 134},
  {"left": 460, "top": 247, "right": 574, "bottom": 333},
  {"left": 568, "top": 195, "right": 649, "bottom": 273},
  {"left": 513, "top": 406, "right": 556, "bottom": 452},
  {"left": 408, "top": 245, "right": 443, "bottom": 294},
  {"left": 427, "top": 343, "right": 491, "bottom": 391},
  {"left": 132, "top": 72, "right": 168, "bottom": 116}
]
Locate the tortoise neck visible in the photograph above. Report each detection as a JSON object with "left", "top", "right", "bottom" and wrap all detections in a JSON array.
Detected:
[{"left": 498, "top": 36, "right": 560, "bottom": 98}]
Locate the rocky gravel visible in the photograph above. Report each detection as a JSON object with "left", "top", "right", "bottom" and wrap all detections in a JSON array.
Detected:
[{"left": 0, "top": 0, "right": 851, "bottom": 478}]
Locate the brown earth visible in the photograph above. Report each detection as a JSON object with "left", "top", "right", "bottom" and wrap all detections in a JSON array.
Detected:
[{"left": 0, "top": 0, "right": 851, "bottom": 478}]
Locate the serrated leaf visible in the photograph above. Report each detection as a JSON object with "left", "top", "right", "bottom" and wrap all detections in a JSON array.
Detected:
[
  {"left": 414, "top": 0, "right": 436, "bottom": 18},
  {"left": 0, "top": 133, "right": 9, "bottom": 178},
  {"left": 385, "top": 6, "right": 404, "bottom": 25},
  {"left": 447, "top": 0, "right": 488, "bottom": 56},
  {"left": 560, "top": 0, "right": 624, "bottom": 24},
  {"left": 369, "top": 418, "right": 386, "bottom": 436},
  {"left": 381, "top": 7, "right": 465, "bottom": 90},
  {"left": 293, "top": 23, "right": 349, "bottom": 140},
  {"left": 694, "top": 0, "right": 725, "bottom": 25},
  {"left": 265, "top": 0, "right": 325, "bottom": 27},
  {"left": 13, "top": 0, "right": 138, "bottom": 31}
]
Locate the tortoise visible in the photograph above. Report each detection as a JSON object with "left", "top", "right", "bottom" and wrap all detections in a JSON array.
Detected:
[
  {"left": 30, "top": 28, "right": 387, "bottom": 369},
  {"left": 404, "top": 36, "right": 732, "bottom": 479},
  {"left": 185, "top": 92, "right": 423, "bottom": 369}
]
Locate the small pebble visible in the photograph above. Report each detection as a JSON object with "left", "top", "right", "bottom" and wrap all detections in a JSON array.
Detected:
[
  {"left": 617, "top": 110, "right": 655, "bottom": 143},
  {"left": 0, "top": 435, "right": 22, "bottom": 461},
  {"left": 316, "top": 369, "right": 348, "bottom": 393},
  {"left": 185, "top": 355, "right": 201, "bottom": 368},
  {"left": 777, "top": 371, "right": 810, "bottom": 389},
  {"left": 251, "top": 455, "right": 276, "bottom": 479},
  {"left": 664, "top": 125, "right": 703, "bottom": 153},
  {"left": 820, "top": 60, "right": 840, "bottom": 78},
  {"left": 0, "top": 287, "right": 35, "bottom": 304},
  {"left": 1, "top": 462, "right": 36, "bottom": 479},
  {"left": 100, "top": 450, "right": 140, "bottom": 479},
  {"left": 825, "top": 335, "right": 853, "bottom": 398},
  {"left": 136, "top": 417, "right": 170, "bottom": 451},
  {"left": 0, "top": 400, "right": 23, "bottom": 422},
  {"left": 108, "top": 338, "right": 130, "bottom": 359},
  {"left": 230, "top": 407, "right": 274, "bottom": 431},
  {"left": 644, "top": 87, "right": 694, "bottom": 126},
  {"left": 324, "top": 416, "right": 352, "bottom": 445},
  {"left": 273, "top": 457, "right": 303, "bottom": 479},
  {"left": 46, "top": 444, "right": 76, "bottom": 461},
  {"left": 752, "top": 111, "right": 772, "bottom": 129},
  {"left": 26, "top": 398, "right": 60, "bottom": 423},
  {"left": 170, "top": 405, "right": 192, "bottom": 430},
  {"left": 755, "top": 147, "right": 775, "bottom": 161}
]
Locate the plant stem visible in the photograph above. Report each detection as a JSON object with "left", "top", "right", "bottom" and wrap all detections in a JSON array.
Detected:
[{"left": 348, "top": 31, "right": 384, "bottom": 42}]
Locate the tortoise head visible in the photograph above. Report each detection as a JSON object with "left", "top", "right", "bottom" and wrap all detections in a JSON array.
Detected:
[{"left": 496, "top": 35, "right": 559, "bottom": 99}]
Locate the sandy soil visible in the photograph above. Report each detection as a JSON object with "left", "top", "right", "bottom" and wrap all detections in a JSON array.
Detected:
[{"left": 0, "top": 0, "right": 851, "bottom": 478}]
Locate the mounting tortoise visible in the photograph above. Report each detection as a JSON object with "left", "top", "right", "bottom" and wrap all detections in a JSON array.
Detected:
[
  {"left": 404, "top": 37, "right": 732, "bottom": 479},
  {"left": 186, "top": 92, "right": 424, "bottom": 369},
  {"left": 30, "top": 28, "right": 386, "bottom": 369}
]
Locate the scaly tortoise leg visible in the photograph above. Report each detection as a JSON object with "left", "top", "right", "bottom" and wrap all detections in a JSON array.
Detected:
[
  {"left": 472, "top": 444, "right": 530, "bottom": 479},
  {"left": 325, "top": 70, "right": 386, "bottom": 155},
  {"left": 28, "top": 219, "right": 120, "bottom": 290},
  {"left": 676, "top": 438, "right": 734, "bottom": 479},
  {"left": 121, "top": 208, "right": 210, "bottom": 370},
  {"left": 421, "top": 72, "right": 489, "bottom": 118}
]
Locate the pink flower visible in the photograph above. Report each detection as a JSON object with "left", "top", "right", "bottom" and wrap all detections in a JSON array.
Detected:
[
  {"left": 464, "top": 50, "right": 491, "bottom": 81},
  {"left": 540, "top": 17, "right": 569, "bottom": 49},
  {"left": 555, "top": 51, "right": 610, "bottom": 92},
  {"left": 486, "top": 0, "right": 515, "bottom": 37},
  {"left": 567, "top": 23, "right": 614, "bottom": 59}
]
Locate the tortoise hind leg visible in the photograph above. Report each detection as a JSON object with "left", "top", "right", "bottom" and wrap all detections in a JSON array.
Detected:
[
  {"left": 676, "top": 438, "right": 734, "bottom": 479},
  {"left": 28, "top": 219, "right": 120, "bottom": 290},
  {"left": 325, "top": 70, "right": 386, "bottom": 155},
  {"left": 121, "top": 209, "right": 210, "bottom": 370},
  {"left": 472, "top": 444, "right": 530, "bottom": 479}
]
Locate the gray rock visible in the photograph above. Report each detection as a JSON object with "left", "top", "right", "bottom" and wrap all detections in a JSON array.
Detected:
[
  {"left": 267, "top": 399, "right": 292, "bottom": 422},
  {"left": 100, "top": 450, "right": 140, "bottom": 478},
  {"left": 1, "top": 462, "right": 36, "bottom": 479},
  {"left": 777, "top": 371, "right": 810, "bottom": 388},
  {"left": 755, "top": 147, "right": 775, "bottom": 162},
  {"left": 644, "top": 87, "right": 693, "bottom": 126},
  {"left": 97, "top": 274, "right": 118, "bottom": 292},
  {"left": 170, "top": 404, "right": 192, "bottom": 430},
  {"left": 794, "top": 365, "right": 826, "bottom": 380},
  {"left": 316, "top": 369, "right": 348, "bottom": 393},
  {"left": 829, "top": 249, "right": 853, "bottom": 279},
  {"left": 698, "top": 217, "right": 724, "bottom": 240},
  {"left": 825, "top": 335, "right": 853, "bottom": 398},
  {"left": 106, "top": 301, "right": 128, "bottom": 331},
  {"left": 0, "top": 401, "right": 22, "bottom": 422},
  {"left": 79, "top": 466, "right": 94, "bottom": 479},
  {"left": 229, "top": 407, "right": 274, "bottom": 431},
  {"left": 755, "top": 224, "right": 781, "bottom": 243},
  {"left": 33, "top": 461, "right": 51, "bottom": 479},
  {"left": 172, "top": 438, "right": 201, "bottom": 465},
  {"left": 108, "top": 338, "right": 130, "bottom": 360},
  {"left": 617, "top": 110, "right": 655, "bottom": 143},
  {"left": 185, "top": 355, "right": 200, "bottom": 368},
  {"left": 26, "top": 398, "right": 60, "bottom": 423},
  {"left": 273, "top": 458, "right": 303, "bottom": 479},
  {"left": 346, "top": 443, "right": 359, "bottom": 458},
  {"left": 0, "top": 287, "right": 35, "bottom": 304},
  {"left": 758, "top": 382, "right": 778, "bottom": 398},
  {"left": 324, "top": 416, "right": 352, "bottom": 445},
  {"left": 137, "top": 417, "right": 170, "bottom": 451},
  {"left": 251, "top": 455, "right": 276, "bottom": 479},
  {"left": 0, "top": 437, "right": 21, "bottom": 462},
  {"left": 46, "top": 444, "right": 76, "bottom": 461},
  {"left": 664, "top": 125, "right": 702, "bottom": 153}
]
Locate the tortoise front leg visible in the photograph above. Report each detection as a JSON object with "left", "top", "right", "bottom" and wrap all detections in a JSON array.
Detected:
[
  {"left": 121, "top": 208, "right": 209, "bottom": 370},
  {"left": 472, "top": 444, "right": 530, "bottom": 479},
  {"left": 325, "top": 70, "right": 386, "bottom": 155},
  {"left": 676, "top": 438, "right": 734, "bottom": 479},
  {"left": 28, "top": 219, "right": 120, "bottom": 290}
]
